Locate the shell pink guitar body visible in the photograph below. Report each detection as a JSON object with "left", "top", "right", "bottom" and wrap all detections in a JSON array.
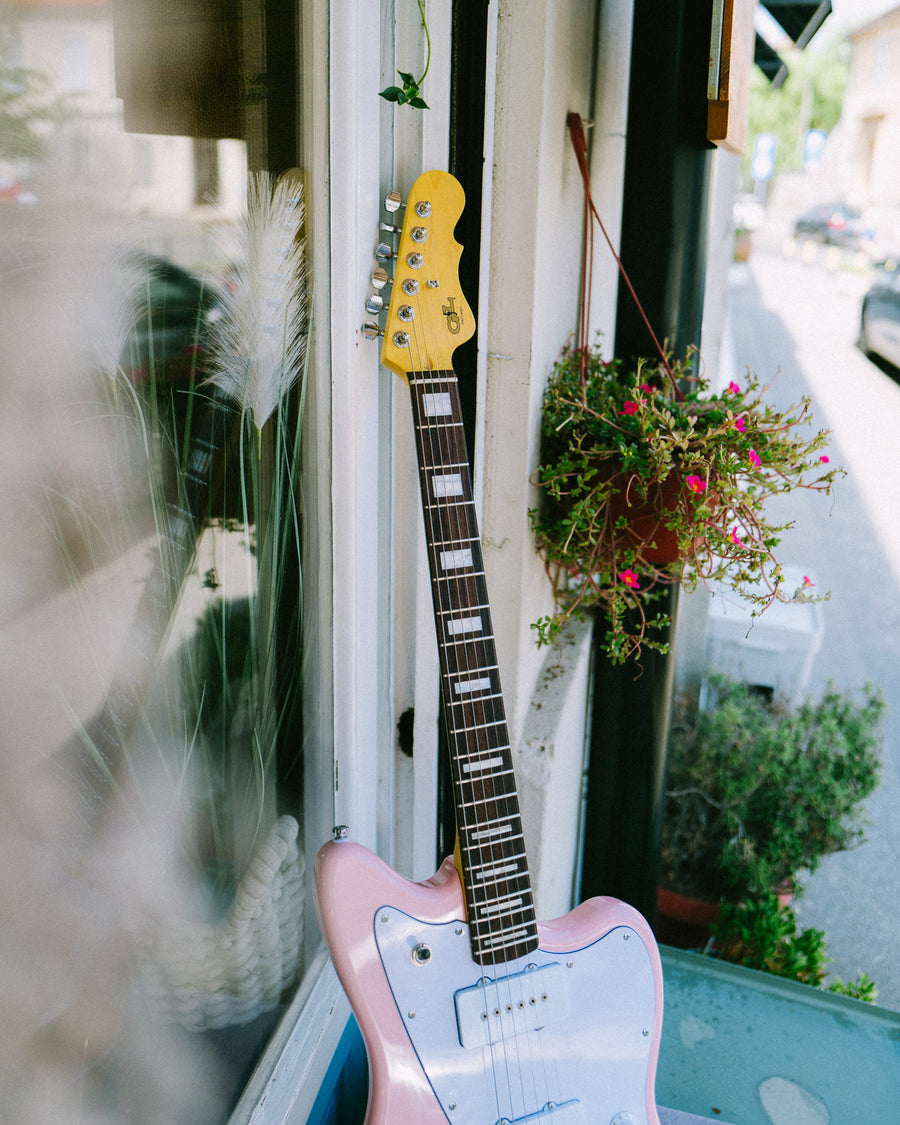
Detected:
[{"left": 315, "top": 840, "right": 663, "bottom": 1125}]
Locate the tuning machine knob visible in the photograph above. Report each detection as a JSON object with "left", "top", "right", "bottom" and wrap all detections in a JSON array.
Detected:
[
  {"left": 375, "top": 242, "right": 394, "bottom": 262},
  {"left": 362, "top": 321, "right": 384, "bottom": 340},
  {"left": 372, "top": 266, "right": 390, "bottom": 290},
  {"left": 384, "top": 190, "right": 403, "bottom": 213},
  {"left": 365, "top": 293, "right": 384, "bottom": 315}
]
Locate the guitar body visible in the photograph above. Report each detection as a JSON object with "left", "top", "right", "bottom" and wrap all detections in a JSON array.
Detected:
[{"left": 315, "top": 839, "right": 663, "bottom": 1125}]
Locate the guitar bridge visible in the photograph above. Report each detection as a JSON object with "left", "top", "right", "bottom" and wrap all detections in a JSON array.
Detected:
[
  {"left": 504, "top": 1100, "right": 585, "bottom": 1125},
  {"left": 454, "top": 962, "right": 568, "bottom": 1048}
]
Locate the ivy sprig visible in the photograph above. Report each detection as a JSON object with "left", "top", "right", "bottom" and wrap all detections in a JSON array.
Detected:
[
  {"left": 379, "top": 0, "right": 431, "bottom": 110},
  {"left": 380, "top": 70, "right": 429, "bottom": 110}
]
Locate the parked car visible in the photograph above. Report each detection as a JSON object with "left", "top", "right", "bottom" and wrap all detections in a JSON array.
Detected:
[
  {"left": 858, "top": 265, "right": 900, "bottom": 368},
  {"left": 793, "top": 202, "right": 865, "bottom": 247},
  {"left": 122, "top": 255, "right": 224, "bottom": 385}
]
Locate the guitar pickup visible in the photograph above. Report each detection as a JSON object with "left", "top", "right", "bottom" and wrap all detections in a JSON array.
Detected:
[{"left": 454, "top": 962, "right": 568, "bottom": 1048}]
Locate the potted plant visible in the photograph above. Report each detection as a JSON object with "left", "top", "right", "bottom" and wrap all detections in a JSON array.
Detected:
[
  {"left": 708, "top": 895, "right": 878, "bottom": 1002},
  {"left": 657, "top": 678, "right": 884, "bottom": 946},
  {"left": 530, "top": 340, "right": 839, "bottom": 664}
]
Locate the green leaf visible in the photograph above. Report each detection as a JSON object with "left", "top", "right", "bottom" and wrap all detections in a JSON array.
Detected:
[
  {"left": 379, "top": 86, "right": 403, "bottom": 102},
  {"left": 409, "top": 97, "right": 430, "bottom": 109}
]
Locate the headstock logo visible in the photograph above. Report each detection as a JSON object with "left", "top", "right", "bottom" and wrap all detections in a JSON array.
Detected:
[{"left": 442, "top": 295, "right": 461, "bottom": 335}]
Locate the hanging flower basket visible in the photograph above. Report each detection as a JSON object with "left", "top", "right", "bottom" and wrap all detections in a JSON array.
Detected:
[{"left": 530, "top": 341, "right": 840, "bottom": 664}]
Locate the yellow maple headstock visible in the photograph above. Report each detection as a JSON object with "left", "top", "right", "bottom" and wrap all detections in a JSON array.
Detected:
[{"left": 380, "top": 170, "right": 475, "bottom": 381}]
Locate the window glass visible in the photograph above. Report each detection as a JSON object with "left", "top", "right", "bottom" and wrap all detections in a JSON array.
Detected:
[{"left": 0, "top": 2, "right": 316, "bottom": 1121}]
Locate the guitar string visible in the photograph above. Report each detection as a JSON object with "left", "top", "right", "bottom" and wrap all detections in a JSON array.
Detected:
[
  {"left": 400, "top": 260, "right": 526, "bottom": 1123},
  {"left": 404, "top": 220, "right": 555, "bottom": 1123}
]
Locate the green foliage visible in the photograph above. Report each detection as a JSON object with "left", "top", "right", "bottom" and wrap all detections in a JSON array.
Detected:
[
  {"left": 0, "top": 64, "right": 67, "bottom": 162},
  {"left": 379, "top": 0, "right": 431, "bottom": 110},
  {"left": 744, "top": 43, "right": 849, "bottom": 185},
  {"left": 661, "top": 678, "right": 884, "bottom": 902},
  {"left": 529, "top": 340, "right": 840, "bottom": 663},
  {"left": 710, "top": 896, "right": 877, "bottom": 1002}
]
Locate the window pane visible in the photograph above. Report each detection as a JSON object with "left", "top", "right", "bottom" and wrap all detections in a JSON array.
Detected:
[{"left": 0, "top": 1, "right": 316, "bottom": 1120}]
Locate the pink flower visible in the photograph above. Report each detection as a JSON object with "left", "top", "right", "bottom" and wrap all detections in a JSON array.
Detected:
[
  {"left": 733, "top": 416, "right": 746, "bottom": 433},
  {"left": 620, "top": 401, "right": 642, "bottom": 416},
  {"left": 802, "top": 576, "right": 815, "bottom": 588},
  {"left": 748, "top": 448, "right": 761, "bottom": 469},
  {"left": 686, "top": 475, "right": 706, "bottom": 493},
  {"left": 640, "top": 383, "right": 654, "bottom": 393},
  {"left": 730, "top": 527, "right": 744, "bottom": 547},
  {"left": 620, "top": 569, "right": 640, "bottom": 589},
  {"left": 727, "top": 381, "right": 741, "bottom": 394},
  {"left": 820, "top": 455, "right": 830, "bottom": 464}
]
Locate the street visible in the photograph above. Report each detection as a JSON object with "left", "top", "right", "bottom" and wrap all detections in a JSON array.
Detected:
[{"left": 722, "top": 237, "right": 900, "bottom": 1010}]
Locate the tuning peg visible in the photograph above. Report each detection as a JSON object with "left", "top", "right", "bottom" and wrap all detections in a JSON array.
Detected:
[
  {"left": 362, "top": 321, "right": 383, "bottom": 340},
  {"left": 375, "top": 242, "right": 394, "bottom": 262},
  {"left": 384, "top": 190, "right": 403, "bottom": 213},
  {"left": 372, "top": 266, "right": 390, "bottom": 290},
  {"left": 379, "top": 221, "right": 402, "bottom": 235},
  {"left": 365, "top": 293, "right": 384, "bottom": 315}
]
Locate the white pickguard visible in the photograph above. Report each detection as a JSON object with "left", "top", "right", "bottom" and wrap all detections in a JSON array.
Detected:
[{"left": 375, "top": 907, "right": 658, "bottom": 1125}]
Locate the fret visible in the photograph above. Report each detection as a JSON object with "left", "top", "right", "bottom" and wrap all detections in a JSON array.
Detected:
[
  {"left": 434, "top": 571, "right": 486, "bottom": 589},
  {"left": 416, "top": 418, "right": 466, "bottom": 432},
  {"left": 478, "top": 892, "right": 529, "bottom": 918},
  {"left": 463, "top": 832, "right": 525, "bottom": 855},
  {"left": 472, "top": 928, "right": 534, "bottom": 954},
  {"left": 468, "top": 818, "right": 515, "bottom": 842},
  {"left": 424, "top": 497, "right": 470, "bottom": 511},
  {"left": 473, "top": 860, "right": 524, "bottom": 882},
  {"left": 450, "top": 717, "right": 507, "bottom": 737}
]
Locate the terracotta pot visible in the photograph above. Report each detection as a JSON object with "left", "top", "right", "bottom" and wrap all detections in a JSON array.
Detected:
[
  {"left": 605, "top": 469, "right": 684, "bottom": 567},
  {"left": 655, "top": 881, "right": 796, "bottom": 950},
  {"left": 655, "top": 886, "right": 721, "bottom": 949}
]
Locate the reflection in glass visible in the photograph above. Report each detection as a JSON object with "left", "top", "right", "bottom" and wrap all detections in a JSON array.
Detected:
[{"left": 0, "top": 1, "right": 310, "bottom": 1120}]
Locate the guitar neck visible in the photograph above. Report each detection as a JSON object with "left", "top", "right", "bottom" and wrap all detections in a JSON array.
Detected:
[{"left": 407, "top": 368, "right": 538, "bottom": 966}]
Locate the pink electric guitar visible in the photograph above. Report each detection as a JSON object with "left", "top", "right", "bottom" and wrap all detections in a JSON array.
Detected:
[{"left": 314, "top": 171, "right": 663, "bottom": 1125}]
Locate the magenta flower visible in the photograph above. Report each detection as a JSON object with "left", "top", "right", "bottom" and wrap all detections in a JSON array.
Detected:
[
  {"left": 820, "top": 455, "right": 830, "bottom": 464},
  {"left": 730, "top": 527, "right": 744, "bottom": 547},
  {"left": 727, "top": 381, "right": 741, "bottom": 394},
  {"left": 802, "top": 576, "right": 815, "bottom": 588},
  {"left": 733, "top": 416, "right": 746, "bottom": 433},
  {"left": 686, "top": 475, "right": 706, "bottom": 493},
  {"left": 748, "top": 448, "right": 761, "bottom": 469},
  {"left": 620, "top": 569, "right": 641, "bottom": 589},
  {"left": 620, "top": 401, "right": 641, "bottom": 416}
]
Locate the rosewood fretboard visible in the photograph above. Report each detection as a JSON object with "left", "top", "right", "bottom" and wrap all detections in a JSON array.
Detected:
[{"left": 407, "top": 368, "right": 538, "bottom": 967}]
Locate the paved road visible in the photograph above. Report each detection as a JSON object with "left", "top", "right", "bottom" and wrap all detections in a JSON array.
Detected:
[{"left": 722, "top": 241, "right": 900, "bottom": 1010}]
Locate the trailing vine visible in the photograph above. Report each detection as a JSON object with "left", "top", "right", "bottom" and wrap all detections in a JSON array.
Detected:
[{"left": 380, "top": 0, "right": 431, "bottom": 110}]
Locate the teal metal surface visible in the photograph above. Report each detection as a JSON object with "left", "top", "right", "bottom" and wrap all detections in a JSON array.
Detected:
[{"left": 656, "top": 946, "right": 900, "bottom": 1123}]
